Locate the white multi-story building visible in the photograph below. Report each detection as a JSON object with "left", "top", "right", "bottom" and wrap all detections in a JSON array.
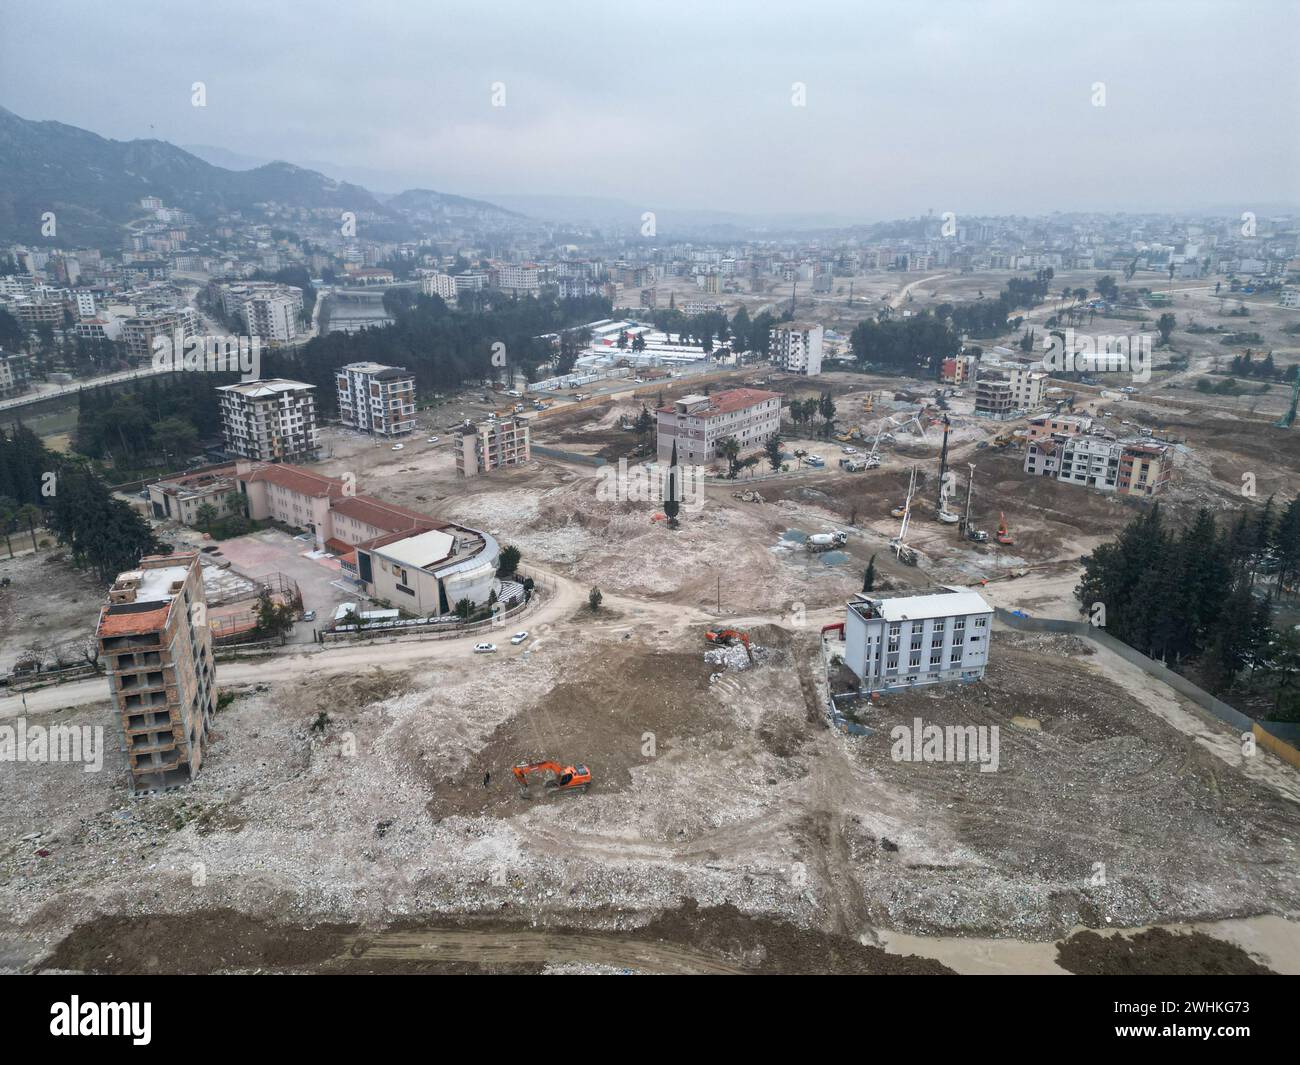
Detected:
[
  {"left": 217, "top": 379, "right": 319, "bottom": 462},
  {"left": 420, "top": 272, "right": 458, "bottom": 303},
  {"left": 1005, "top": 365, "right": 1046, "bottom": 410},
  {"left": 243, "top": 293, "right": 300, "bottom": 343},
  {"left": 1056, "top": 435, "right": 1122, "bottom": 492},
  {"left": 769, "top": 322, "right": 824, "bottom": 375},
  {"left": 841, "top": 591, "right": 993, "bottom": 693},
  {"left": 455, "top": 416, "right": 531, "bottom": 476},
  {"left": 336, "top": 361, "right": 416, "bottom": 437},
  {"left": 656, "top": 388, "right": 781, "bottom": 465},
  {"left": 496, "top": 264, "right": 540, "bottom": 296}
]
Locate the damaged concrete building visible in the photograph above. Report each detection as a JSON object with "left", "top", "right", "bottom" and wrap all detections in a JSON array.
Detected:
[{"left": 95, "top": 553, "right": 216, "bottom": 794}]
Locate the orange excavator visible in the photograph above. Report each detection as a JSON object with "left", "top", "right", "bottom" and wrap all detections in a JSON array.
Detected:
[
  {"left": 997, "top": 512, "right": 1014, "bottom": 546},
  {"left": 705, "top": 628, "right": 754, "bottom": 662},
  {"left": 511, "top": 761, "right": 591, "bottom": 797}
]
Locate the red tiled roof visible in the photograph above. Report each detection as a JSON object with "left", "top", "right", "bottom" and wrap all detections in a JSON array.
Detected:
[
  {"left": 241, "top": 463, "right": 346, "bottom": 499},
  {"left": 659, "top": 387, "right": 780, "bottom": 417},
  {"left": 96, "top": 603, "right": 171, "bottom": 638},
  {"left": 330, "top": 494, "right": 443, "bottom": 533}
]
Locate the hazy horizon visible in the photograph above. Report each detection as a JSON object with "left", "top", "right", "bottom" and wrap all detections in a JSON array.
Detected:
[{"left": 3, "top": 0, "right": 1299, "bottom": 221}]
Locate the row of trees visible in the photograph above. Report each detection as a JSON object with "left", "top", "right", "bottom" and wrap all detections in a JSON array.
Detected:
[
  {"left": 0, "top": 425, "right": 159, "bottom": 581},
  {"left": 276, "top": 291, "right": 612, "bottom": 414},
  {"left": 1077, "top": 499, "right": 1300, "bottom": 708}
]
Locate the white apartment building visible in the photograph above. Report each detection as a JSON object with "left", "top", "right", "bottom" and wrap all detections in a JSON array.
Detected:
[
  {"left": 420, "top": 272, "right": 458, "bottom": 302},
  {"left": 656, "top": 388, "right": 781, "bottom": 465},
  {"left": 455, "top": 416, "right": 531, "bottom": 476},
  {"left": 243, "top": 293, "right": 300, "bottom": 343},
  {"left": 1056, "top": 435, "right": 1122, "bottom": 492},
  {"left": 336, "top": 361, "right": 416, "bottom": 437},
  {"left": 496, "top": 264, "right": 541, "bottom": 296},
  {"left": 842, "top": 591, "right": 993, "bottom": 693},
  {"left": 1005, "top": 365, "right": 1046, "bottom": 410},
  {"left": 769, "top": 322, "right": 824, "bottom": 375},
  {"left": 217, "top": 379, "right": 320, "bottom": 462}
]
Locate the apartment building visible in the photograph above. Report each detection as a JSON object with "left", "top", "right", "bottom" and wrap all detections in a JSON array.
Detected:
[
  {"left": 336, "top": 361, "right": 417, "bottom": 436},
  {"left": 420, "top": 272, "right": 458, "bottom": 302},
  {"left": 974, "top": 373, "right": 1013, "bottom": 419},
  {"left": 1024, "top": 435, "right": 1067, "bottom": 478},
  {"left": 656, "top": 388, "right": 781, "bottom": 465},
  {"left": 769, "top": 322, "right": 824, "bottom": 375},
  {"left": 1005, "top": 365, "right": 1046, "bottom": 410},
  {"left": 95, "top": 553, "right": 216, "bottom": 794},
  {"left": 940, "top": 354, "right": 977, "bottom": 385},
  {"left": 1117, "top": 442, "right": 1173, "bottom": 497},
  {"left": 123, "top": 307, "right": 199, "bottom": 362},
  {"left": 243, "top": 292, "right": 300, "bottom": 343},
  {"left": 217, "top": 378, "right": 319, "bottom": 462},
  {"left": 842, "top": 591, "right": 993, "bottom": 693},
  {"left": 455, "top": 416, "right": 531, "bottom": 476},
  {"left": 0, "top": 351, "right": 33, "bottom": 399},
  {"left": 1057, "top": 434, "right": 1122, "bottom": 492},
  {"left": 496, "top": 264, "right": 541, "bottom": 296}
]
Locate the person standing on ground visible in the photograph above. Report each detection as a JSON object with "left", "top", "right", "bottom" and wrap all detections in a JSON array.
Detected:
[{"left": 483, "top": 770, "right": 491, "bottom": 788}]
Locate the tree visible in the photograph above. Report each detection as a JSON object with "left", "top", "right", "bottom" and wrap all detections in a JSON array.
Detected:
[
  {"left": 664, "top": 440, "right": 681, "bottom": 529},
  {"left": 1156, "top": 312, "right": 1176, "bottom": 347},
  {"left": 454, "top": 597, "right": 475, "bottom": 620},
  {"left": 15, "top": 503, "right": 41, "bottom": 550},
  {"left": 194, "top": 503, "right": 218, "bottom": 531},
  {"left": 254, "top": 589, "right": 296, "bottom": 644},
  {"left": 717, "top": 436, "right": 741, "bottom": 478},
  {"left": 817, "top": 390, "right": 836, "bottom": 439},
  {"left": 765, "top": 433, "right": 784, "bottom": 471},
  {"left": 863, "top": 554, "right": 877, "bottom": 593},
  {"left": 498, "top": 544, "right": 522, "bottom": 577},
  {"left": 588, "top": 586, "right": 603, "bottom": 611}
]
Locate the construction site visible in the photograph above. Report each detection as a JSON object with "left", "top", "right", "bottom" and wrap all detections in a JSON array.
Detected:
[{"left": 4, "top": 334, "right": 1300, "bottom": 974}]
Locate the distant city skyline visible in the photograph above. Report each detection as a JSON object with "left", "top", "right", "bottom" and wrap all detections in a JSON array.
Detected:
[{"left": 3, "top": 0, "right": 1298, "bottom": 221}]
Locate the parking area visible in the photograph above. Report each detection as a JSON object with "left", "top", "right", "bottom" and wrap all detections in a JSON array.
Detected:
[{"left": 186, "top": 529, "right": 357, "bottom": 641}]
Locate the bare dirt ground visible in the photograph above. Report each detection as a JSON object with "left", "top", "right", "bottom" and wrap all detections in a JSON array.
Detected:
[{"left": 7, "top": 288, "right": 1300, "bottom": 972}]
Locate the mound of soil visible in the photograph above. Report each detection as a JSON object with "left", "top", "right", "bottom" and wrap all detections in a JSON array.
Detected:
[{"left": 1055, "top": 927, "right": 1275, "bottom": 975}]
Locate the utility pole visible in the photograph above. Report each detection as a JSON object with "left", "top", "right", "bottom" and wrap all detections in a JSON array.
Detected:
[
  {"left": 717, "top": 574, "right": 721, "bottom": 614},
  {"left": 936, "top": 415, "right": 951, "bottom": 513},
  {"left": 961, "top": 463, "right": 975, "bottom": 539}
]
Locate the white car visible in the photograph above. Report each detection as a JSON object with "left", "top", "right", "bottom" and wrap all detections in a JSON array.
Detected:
[
  {"left": 474, "top": 642, "right": 497, "bottom": 654},
  {"left": 391, "top": 443, "right": 404, "bottom": 451},
  {"left": 510, "top": 631, "right": 529, "bottom": 645},
  {"left": 427, "top": 436, "right": 439, "bottom": 443},
  {"left": 841, "top": 446, "right": 858, "bottom": 454}
]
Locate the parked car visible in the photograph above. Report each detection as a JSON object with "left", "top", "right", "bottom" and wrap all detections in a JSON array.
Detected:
[
  {"left": 841, "top": 446, "right": 857, "bottom": 454},
  {"left": 474, "top": 642, "right": 497, "bottom": 653},
  {"left": 301, "top": 610, "right": 316, "bottom": 622},
  {"left": 427, "top": 436, "right": 440, "bottom": 443},
  {"left": 510, "top": 631, "right": 529, "bottom": 645},
  {"left": 391, "top": 443, "right": 404, "bottom": 451}
]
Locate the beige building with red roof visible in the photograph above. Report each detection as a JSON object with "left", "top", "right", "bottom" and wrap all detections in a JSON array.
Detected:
[{"left": 655, "top": 387, "right": 782, "bottom": 466}]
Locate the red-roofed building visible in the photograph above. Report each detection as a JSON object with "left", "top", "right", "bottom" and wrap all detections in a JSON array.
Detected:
[{"left": 656, "top": 388, "right": 781, "bottom": 465}]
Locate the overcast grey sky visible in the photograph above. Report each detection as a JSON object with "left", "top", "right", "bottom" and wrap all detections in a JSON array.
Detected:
[{"left": 3, "top": 0, "right": 1297, "bottom": 219}]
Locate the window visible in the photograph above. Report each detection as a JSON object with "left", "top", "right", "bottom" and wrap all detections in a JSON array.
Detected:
[
  {"left": 909, "top": 653, "right": 921, "bottom": 668},
  {"left": 886, "top": 654, "right": 899, "bottom": 671},
  {"left": 974, "top": 616, "right": 988, "bottom": 629},
  {"left": 954, "top": 617, "right": 966, "bottom": 631}
]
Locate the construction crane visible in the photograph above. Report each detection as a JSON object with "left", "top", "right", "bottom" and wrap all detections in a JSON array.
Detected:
[
  {"left": 1275, "top": 377, "right": 1300, "bottom": 429},
  {"left": 962, "top": 463, "right": 988, "bottom": 542},
  {"left": 890, "top": 468, "right": 919, "bottom": 565},
  {"left": 512, "top": 761, "right": 592, "bottom": 797},
  {"left": 935, "top": 415, "right": 958, "bottom": 522}
]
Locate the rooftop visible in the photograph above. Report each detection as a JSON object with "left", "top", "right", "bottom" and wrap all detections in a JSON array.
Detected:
[
  {"left": 851, "top": 590, "right": 992, "bottom": 623},
  {"left": 217, "top": 378, "right": 313, "bottom": 397}
]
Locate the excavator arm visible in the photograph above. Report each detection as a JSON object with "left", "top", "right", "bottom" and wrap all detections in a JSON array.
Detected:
[{"left": 512, "top": 761, "right": 591, "bottom": 796}]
